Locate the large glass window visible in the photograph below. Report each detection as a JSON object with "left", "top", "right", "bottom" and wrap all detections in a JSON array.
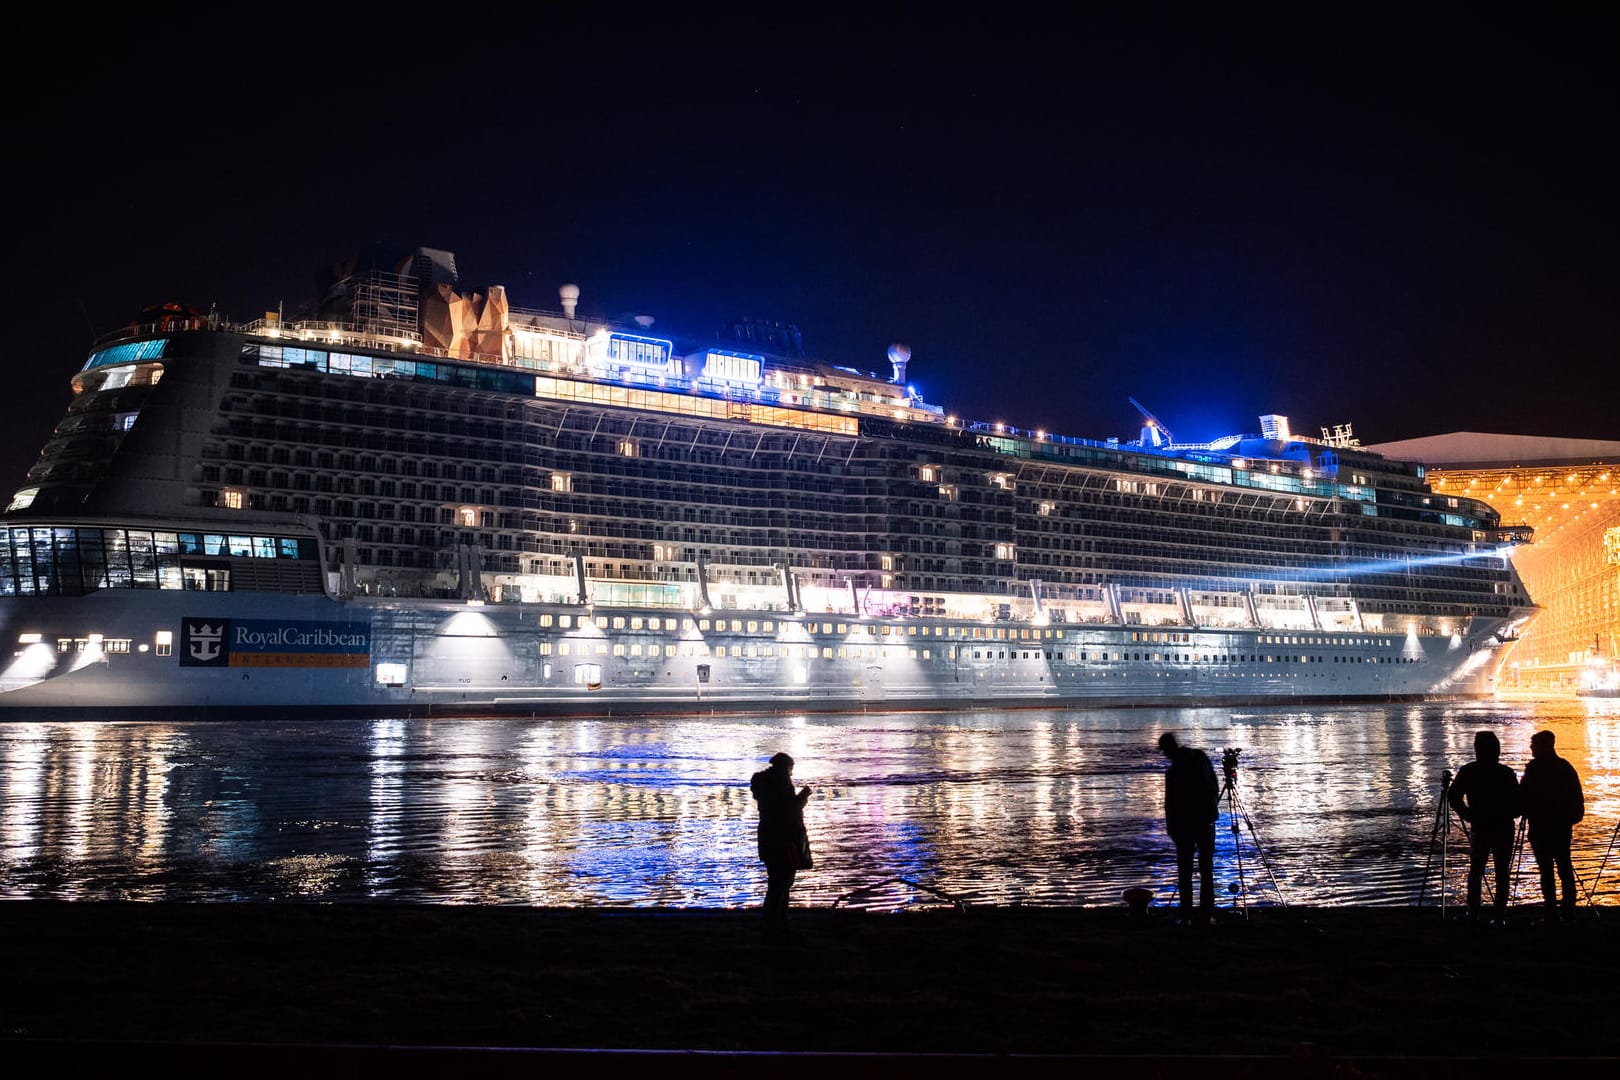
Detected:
[{"left": 0, "top": 525, "right": 320, "bottom": 595}]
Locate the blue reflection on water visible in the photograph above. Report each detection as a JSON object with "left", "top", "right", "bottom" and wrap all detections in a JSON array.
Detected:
[{"left": 0, "top": 700, "right": 1616, "bottom": 909}]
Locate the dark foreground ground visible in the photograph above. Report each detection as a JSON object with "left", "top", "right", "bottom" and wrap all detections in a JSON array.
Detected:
[{"left": 2, "top": 900, "right": 1617, "bottom": 1076}]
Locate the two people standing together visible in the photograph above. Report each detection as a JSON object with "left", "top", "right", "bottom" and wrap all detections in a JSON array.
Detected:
[{"left": 1447, "top": 728, "right": 1585, "bottom": 924}]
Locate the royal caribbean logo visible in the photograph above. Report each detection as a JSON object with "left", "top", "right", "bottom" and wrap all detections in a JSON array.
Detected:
[
  {"left": 180, "top": 619, "right": 231, "bottom": 666},
  {"left": 178, "top": 618, "right": 369, "bottom": 669}
]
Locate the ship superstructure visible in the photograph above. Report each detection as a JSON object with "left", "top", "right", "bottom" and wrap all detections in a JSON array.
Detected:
[{"left": 0, "top": 246, "right": 1536, "bottom": 717}]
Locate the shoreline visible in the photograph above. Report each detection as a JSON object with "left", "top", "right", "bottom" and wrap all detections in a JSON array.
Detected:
[{"left": 3, "top": 899, "right": 1618, "bottom": 1072}]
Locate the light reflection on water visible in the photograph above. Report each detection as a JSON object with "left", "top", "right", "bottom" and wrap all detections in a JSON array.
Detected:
[{"left": 2, "top": 699, "right": 1617, "bottom": 910}]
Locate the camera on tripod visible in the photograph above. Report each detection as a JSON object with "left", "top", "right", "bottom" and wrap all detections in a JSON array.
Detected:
[{"left": 1221, "top": 747, "right": 1241, "bottom": 784}]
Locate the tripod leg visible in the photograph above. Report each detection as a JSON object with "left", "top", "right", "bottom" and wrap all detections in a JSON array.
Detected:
[
  {"left": 1587, "top": 817, "right": 1620, "bottom": 915},
  {"left": 1573, "top": 820, "right": 1612, "bottom": 912},
  {"left": 1238, "top": 803, "right": 1288, "bottom": 909},
  {"left": 1224, "top": 783, "right": 1247, "bottom": 918},
  {"left": 1508, "top": 817, "right": 1528, "bottom": 911}
]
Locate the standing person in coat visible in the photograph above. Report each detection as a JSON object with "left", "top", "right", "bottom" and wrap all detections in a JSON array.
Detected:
[
  {"left": 1159, "top": 732, "right": 1221, "bottom": 924},
  {"left": 1447, "top": 729, "right": 1521, "bottom": 924},
  {"left": 751, "top": 751, "right": 813, "bottom": 941},
  {"left": 1519, "top": 729, "right": 1585, "bottom": 923}
]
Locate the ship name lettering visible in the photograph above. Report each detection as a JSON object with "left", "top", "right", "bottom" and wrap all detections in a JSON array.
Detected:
[{"left": 232, "top": 625, "right": 367, "bottom": 649}]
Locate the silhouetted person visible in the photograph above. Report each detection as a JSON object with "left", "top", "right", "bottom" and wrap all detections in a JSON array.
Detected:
[
  {"left": 1159, "top": 732, "right": 1220, "bottom": 924},
  {"left": 1519, "top": 729, "right": 1585, "bottom": 923},
  {"left": 751, "top": 751, "right": 813, "bottom": 941},
  {"left": 1447, "top": 730, "right": 1521, "bottom": 923}
]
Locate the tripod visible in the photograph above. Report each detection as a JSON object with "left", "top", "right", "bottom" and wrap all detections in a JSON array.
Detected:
[
  {"left": 1217, "top": 751, "right": 1288, "bottom": 916},
  {"left": 1417, "top": 769, "right": 1458, "bottom": 912}
]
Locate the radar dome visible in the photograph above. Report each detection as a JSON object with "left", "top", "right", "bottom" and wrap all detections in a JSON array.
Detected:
[
  {"left": 887, "top": 342, "right": 911, "bottom": 384},
  {"left": 559, "top": 283, "right": 580, "bottom": 319}
]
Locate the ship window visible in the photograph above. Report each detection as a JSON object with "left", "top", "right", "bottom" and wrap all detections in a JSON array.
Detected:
[{"left": 375, "top": 662, "right": 408, "bottom": 687}]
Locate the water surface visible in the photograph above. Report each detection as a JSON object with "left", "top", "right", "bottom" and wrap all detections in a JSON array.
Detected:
[{"left": 3, "top": 699, "right": 1617, "bottom": 910}]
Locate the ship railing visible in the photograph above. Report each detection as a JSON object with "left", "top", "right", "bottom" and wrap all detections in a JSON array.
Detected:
[
  {"left": 92, "top": 317, "right": 214, "bottom": 347},
  {"left": 241, "top": 318, "right": 425, "bottom": 352}
]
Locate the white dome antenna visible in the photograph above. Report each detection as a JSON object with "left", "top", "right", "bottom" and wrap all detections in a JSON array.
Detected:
[
  {"left": 559, "top": 283, "right": 580, "bottom": 320},
  {"left": 888, "top": 342, "right": 911, "bottom": 384}
]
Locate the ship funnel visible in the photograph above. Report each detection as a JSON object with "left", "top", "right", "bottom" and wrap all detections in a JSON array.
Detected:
[
  {"left": 1259, "top": 414, "right": 1292, "bottom": 442},
  {"left": 888, "top": 342, "right": 911, "bottom": 384},
  {"left": 559, "top": 283, "right": 580, "bottom": 320}
]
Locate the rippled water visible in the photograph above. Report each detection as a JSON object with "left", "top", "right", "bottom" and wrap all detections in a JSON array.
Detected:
[{"left": 3, "top": 699, "right": 1618, "bottom": 910}]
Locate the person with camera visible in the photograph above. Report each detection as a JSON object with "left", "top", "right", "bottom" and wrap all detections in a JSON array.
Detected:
[
  {"left": 1158, "top": 732, "right": 1221, "bottom": 924},
  {"left": 1519, "top": 729, "right": 1585, "bottom": 924},
  {"left": 1446, "top": 730, "right": 1521, "bottom": 925},
  {"left": 751, "top": 751, "right": 814, "bottom": 942}
]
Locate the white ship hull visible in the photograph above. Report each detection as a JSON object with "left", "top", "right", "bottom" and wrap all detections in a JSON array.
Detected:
[{"left": 0, "top": 589, "right": 1508, "bottom": 719}]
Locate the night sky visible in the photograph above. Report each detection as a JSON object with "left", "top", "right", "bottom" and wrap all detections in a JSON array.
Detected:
[{"left": 9, "top": 9, "right": 1613, "bottom": 493}]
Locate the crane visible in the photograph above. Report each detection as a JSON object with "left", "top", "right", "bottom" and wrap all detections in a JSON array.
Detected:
[{"left": 1127, "top": 397, "right": 1174, "bottom": 448}]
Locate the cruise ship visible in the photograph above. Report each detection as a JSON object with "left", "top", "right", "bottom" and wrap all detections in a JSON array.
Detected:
[{"left": 0, "top": 245, "right": 1537, "bottom": 718}]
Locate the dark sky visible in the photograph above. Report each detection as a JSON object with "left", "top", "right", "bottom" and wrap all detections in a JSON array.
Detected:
[{"left": 8, "top": 9, "right": 1614, "bottom": 493}]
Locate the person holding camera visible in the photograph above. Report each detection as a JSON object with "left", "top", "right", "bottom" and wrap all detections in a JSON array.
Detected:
[
  {"left": 1158, "top": 732, "right": 1221, "bottom": 924},
  {"left": 751, "top": 751, "right": 814, "bottom": 942},
  {"left": 1446, "top": 729, "right": 1521, "bottom": 925}
]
